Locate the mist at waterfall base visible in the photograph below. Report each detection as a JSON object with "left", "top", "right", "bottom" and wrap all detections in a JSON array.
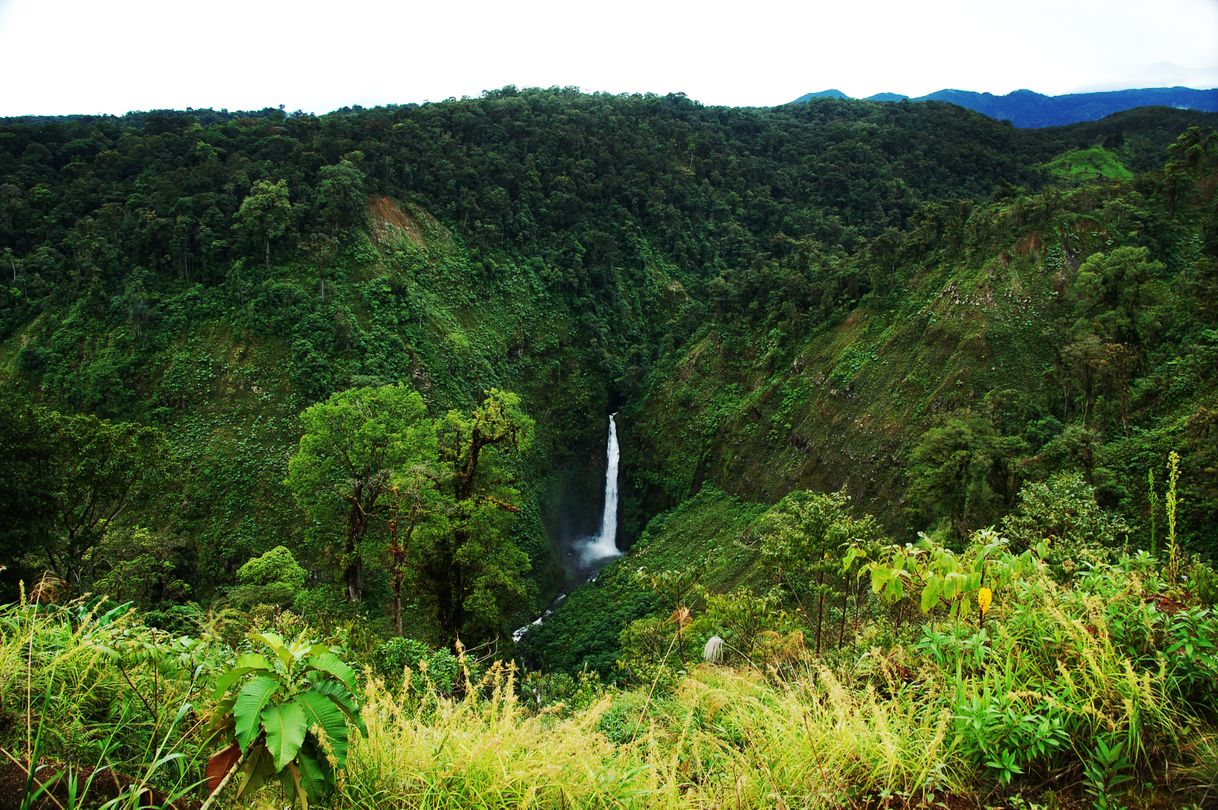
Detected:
[
  {"left": 513, "top": 414, "right": 621, "bottom": 643},
  {"left": 571, "top": 413, "right": 622, "bottom": 570}
]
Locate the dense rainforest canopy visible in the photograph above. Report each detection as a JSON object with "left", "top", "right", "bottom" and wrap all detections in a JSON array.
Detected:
[{"left": 1, "top": 89, "right": 1217, "bottom": 808}]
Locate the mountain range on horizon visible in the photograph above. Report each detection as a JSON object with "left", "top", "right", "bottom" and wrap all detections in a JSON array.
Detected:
[{"left": 791, "top": 85, "right": 1218, "bottom": 128}]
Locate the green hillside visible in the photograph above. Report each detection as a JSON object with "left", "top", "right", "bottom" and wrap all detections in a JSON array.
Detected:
[
  {"left": 1, "top": 92, "right": 1217, "bottom": 807},
  {"left": 622, "top": 166, "right": 1218, "bottom": 544},
  {"left": 1044, "top": 146, "right": 1134, "bottom": 181}
]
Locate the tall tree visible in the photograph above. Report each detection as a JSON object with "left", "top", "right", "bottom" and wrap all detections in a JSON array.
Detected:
[
  {"left": 38, "top": 410, "right": 167, "bottom": 592},
  {"left": 286, "top": 384, "right": 435, "bottom": 602},
  {"left": 315, "top": 157, "right": 367, "bottom": 233},
  {"left": 235, "top": 179, "right": 293, "bottom": 270},
  {"left": 906, "top": 410, "right": 1025, "bottom": 537},
  {"left": 418, "top": 389, "right": 534, "bottom": 642},
  {"left": 385, "top": 463, "right": 446, "bottom": 636}
]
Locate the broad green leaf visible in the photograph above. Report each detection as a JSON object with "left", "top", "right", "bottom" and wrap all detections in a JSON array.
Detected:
[
  {"left": 235, "top": 675, "right": 281, "bottom": 750},
  {"left": 212, "top": 653, "right": 273, "bottom": 699},
  {"left": 295, "top": 691, "right": 350, "bottom": 765},
  {"left": 943, "top": 571, "right": 967, "bottom": 600},
  {"left": 296, "top": 744, "right": 331, "bottom": 801},
  {"left": 883, "top": 574, "right": 904, "bottom": 603},
  {"left": 97, "top": 601, "right": 134, "bottom": 626},
  {"left": 870, "top": 564, "right": 890, "bottom": 595},
  {"left": 254, "top": 632, "right": 295, "bottom": 669},
  {"left": 263, "top": 701, "right": 308, "bottom": 772},
  {"left": 237, "top": 747, "right": 276, "bottom": 798},
  {"left": 311, "top": 679, "right": 367, "bottom": 736},
  {"left": 920, "top": 576, "right": 941, "bottom": 613},
  {"left": 308, "top": 651, "right": 357, "bottom": 694}
]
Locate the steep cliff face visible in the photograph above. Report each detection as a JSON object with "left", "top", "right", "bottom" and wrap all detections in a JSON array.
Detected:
[{"left": 623, "top": 143, "right": 1218, "bottom": 550}]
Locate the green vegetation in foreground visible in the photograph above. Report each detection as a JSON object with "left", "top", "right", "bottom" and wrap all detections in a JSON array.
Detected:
[{"left": 2, "top": 484, "right": 1216, "bottom": 807}]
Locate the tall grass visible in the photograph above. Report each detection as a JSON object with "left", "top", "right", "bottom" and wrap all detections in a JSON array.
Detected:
[
  {"left": 0, "top": 596, "right": 215, "bottom": 809},
  {"left": 340, "top": 664, "right": 650, "bottom": 808},
  {"left": 332, "top": 551, "right": 1214, "bottom": 809},
  {"left": 335, "top": 660, "right": 967, "bottom": 809},
  {"left": 651, "top": 666, "right": 966, "bottom": 807}
]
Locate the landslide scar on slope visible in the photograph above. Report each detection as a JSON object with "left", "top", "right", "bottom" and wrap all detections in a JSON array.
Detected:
[{"left": 368, "top": 195, "right": 426, "bottom": 248}]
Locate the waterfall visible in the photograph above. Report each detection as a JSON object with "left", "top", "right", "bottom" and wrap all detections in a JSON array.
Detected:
[
  {"left": 513, "top": 413, "right": 622, "bottom": 643},
  {"left": 579, "top": 412, "right": 622, "bottom": 565}
]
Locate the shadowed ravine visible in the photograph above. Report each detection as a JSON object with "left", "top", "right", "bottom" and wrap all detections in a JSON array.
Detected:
[{"left": 515, "top": 413, "right": 621, "bottom": 641}]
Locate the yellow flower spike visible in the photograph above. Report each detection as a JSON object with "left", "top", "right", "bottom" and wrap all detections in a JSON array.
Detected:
[{"left": 977, "top": 587, "right": 993, "bottom": 616}]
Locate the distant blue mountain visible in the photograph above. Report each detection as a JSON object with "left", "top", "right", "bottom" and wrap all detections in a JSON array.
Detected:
[
  {"left": 800, "top": 89, "right": 851, "bottom": 100},
  {"left": 789, "top": 86, "right": 1218, "bottom": 128}
]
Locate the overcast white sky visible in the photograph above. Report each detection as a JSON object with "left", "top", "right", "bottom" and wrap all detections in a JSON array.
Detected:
[{"left": 0, "top": 0, "right": 1215, "bottom": 116}]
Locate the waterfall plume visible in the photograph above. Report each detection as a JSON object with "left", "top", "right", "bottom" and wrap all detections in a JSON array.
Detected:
[{"left": 577, "top": 412, "right": 621, "bottom": 566}]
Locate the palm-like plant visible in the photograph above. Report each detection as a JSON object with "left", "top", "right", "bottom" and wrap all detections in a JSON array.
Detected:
[{"left": 205, "top": 631, "right": 365, "bottom": 808}]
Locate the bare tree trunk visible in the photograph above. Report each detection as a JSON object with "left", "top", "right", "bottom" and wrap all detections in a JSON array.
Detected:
[
  {"left": 393, "top": 579, "right": 403, "bottom": 635},
  {"left": 345, "top": 492, "right": 366, "bottom": 602},
  {"left": 345, "top": 556, "right": 363, "bottom": 602},
  {"left": 839, "top": 588, "right": 849, "bottom": 649},
  {"left": 815, "top": 572, "right": 825, "bottom": 656}
]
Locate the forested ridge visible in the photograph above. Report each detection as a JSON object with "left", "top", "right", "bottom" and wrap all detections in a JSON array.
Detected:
[
  {"left": 1, "top": 90, "right": 1218, "bottom": 808},
  {"left": 791, "top": 86, "right": 1218, "bottom": 128}
]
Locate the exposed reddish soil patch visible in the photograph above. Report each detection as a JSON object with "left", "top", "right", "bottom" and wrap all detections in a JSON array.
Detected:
[
  {"left": 368, "top": 195, "right": 425, "bottom": 248},
  {"left": 1145, "top": 592, "right": 1187, "bottom": 615},
  {"left": 1013, "top": 231, "right": 1042, "bottom": 256}
]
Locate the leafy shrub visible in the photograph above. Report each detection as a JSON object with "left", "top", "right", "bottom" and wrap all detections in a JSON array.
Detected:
[
  {"left": 617, "top": 613, "right": 687, "bottom": 689},
  {"left": 686, "top": 587, "right": 800, "bottom": 666},
  {"left": 373, "top": 636, "right": 463, "bottom": 696},
  {"left": 1186, "top": 557, "right": 1218, "bottom": 606},
  {"left": 1164, "top": 607, "right": 1218, "bottom": 709},
  {"left": 518, "top": 669, "right": 603, "bottom": 714},
  {"left": 208, "top": 630, "right": 365, "bottom": 807},
  {"left": 142, "top": 601, "right": 205, "bottom": 635},
  {"left": 374, "top": 636, "right": 431, "bottom": 681},
  {"left": 595, "top": 690, "right": 652, "bottom": 745},
  {"left": 423, "top": 647, "right": 461, "bottom": 696},
  {"left": 1001, "top": 472, "right": 1130, "bottom": 578},
  {"left": 230, "top": 545, "right": 307, "bottom": 609},
  {"left": 914, "top": 623, "right": 989, "bottom": 673},
  {"left": 850, "top": 528, "right": 1039, "bottom": 619}
]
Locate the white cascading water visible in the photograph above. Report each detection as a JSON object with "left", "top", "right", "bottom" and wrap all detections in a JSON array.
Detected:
[
  {"left": 512, "top": 413, "right": 622, "bottom": 643},
  {"left": 579, "top": 412, "right": 622, "bottom": 565}
]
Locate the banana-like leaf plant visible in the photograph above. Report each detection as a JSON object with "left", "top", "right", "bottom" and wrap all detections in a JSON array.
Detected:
[{"left": 205, "top": 631, "right": 366, "bottom": 808}]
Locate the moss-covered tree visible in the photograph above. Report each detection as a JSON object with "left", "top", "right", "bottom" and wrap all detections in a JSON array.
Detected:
[
  {"left": 285, "top": 384, "right": 435, "bottom": 603},
  {"left": 419, "top": 389, "right": 535, "bottom": 643}
]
